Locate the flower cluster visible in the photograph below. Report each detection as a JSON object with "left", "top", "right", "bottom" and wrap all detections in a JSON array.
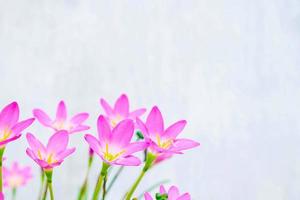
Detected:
[{"left": 0, "top": 94, "right": 199, "bottom": 200}]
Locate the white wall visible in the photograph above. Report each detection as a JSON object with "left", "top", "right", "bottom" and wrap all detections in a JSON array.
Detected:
[{"left": 0, "top": 0, "right": 299, "bottom": 199}]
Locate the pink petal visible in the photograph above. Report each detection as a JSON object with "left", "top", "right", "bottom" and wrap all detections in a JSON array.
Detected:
[
  {"left": 26, "top": 133, "right": 46, "bottom": 154},
  {"left": 144, "top": 193, "right": 153, "bottom": 200},
  {"left": 124, "top": 142, "right": 148, "bottom": 156},
  {"left": 69, "top": 125, "right": 90, "bottom": 134},
  {"left": 168, "top": 186, "right": 180, "bottom": 199},
  {"left": 56, "top": 148, "right": 75, "bottom": 160},
  {"left": 0, "top": 134, "right": 22, "bottom": 147},
  {"left": 100, "top": 98, "right": 114, "bottom": 116},
  {"left": 111, "top": 119, "right": 134, "bottom": 147},
  {"left": 129, "top": 108, "right": 146, "bottom": 119},
  {"left": 97, "top": 115, "right": 111, "bottom": 143},
  {"left": 136, "top": 118, "right": 150, "bottom": 138},
  {"left": 0, "top": 102, "right": 19, "bottom": 128},
  {"left": 55, "top": 101, "right": 67, "bottom": 121},
  {"left": 84, "top": 134, "right": 102, "bottom": 156},
  {"left": 33, "top": 109, "right": 52, "bottom": 126},
  {"left": 114, "top": 155, "right": 141, "bottom": 166},
  {"left": 170, "top": 139, "right": 200, "bottom": 152},
  {"left": 70, "top": 113, "right": 89, "bottom": 124},
  {"left": 26, "top": 148, "right": 38, "bottom": 161},
  {"left": 177, "top": 193, "right": 191, "bottom": 200},
  {"left": 114, "top": 94, "right": 129, "bottom": 116},
  {"left": 146, "top": 106, "right": 164, "bottom": 136},
  {"left": 160, "top": 185, "right": 167, "bottom": 194},
  {"left": 163, "top": 120, "right": 186, "bottom": 139},
  {"left": 11, "top": 118, "right": 35, "bottom": 134},
  {"left": 47, "top": 130, "right": 69, "bottom": 154}
]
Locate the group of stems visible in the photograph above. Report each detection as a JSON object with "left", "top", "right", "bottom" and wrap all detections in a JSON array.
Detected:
[
  {"left": 78, "top": 152, "right": 94, "bottom": 200},
  {"left": 41, "top": 170, "right": 54, "bottom": 200}
]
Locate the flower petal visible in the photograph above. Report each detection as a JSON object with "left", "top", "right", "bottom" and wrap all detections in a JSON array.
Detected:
[
  {"left": 129, "top": 108, "right": 146, "bottom": 119},
  {"left": 177, "top": 193, "right": 191, "bottom": 200},
  {"left": 100, "top": 98, "right": 114, "bottom": 116},
  {"left": 70, "top": 113, "right": 89, "bottom": 124},
  {"left": 160, "top": 185, "right": 167, "bottom": 194},
  {"left": 136, "top": 118, "right": 149, "bottom": 138},
  {"left": 168, "top": 186, "right": 180, "bottom": 199},
  {"left": 0, "top": 102, "right": 19, "bottom": 128},
  {"left": 0, "top": 134, "right": 22, "bottom": 147},
  {"left": 144, "top": 193, "right": 153, "bottom": 200},
  {"left": 170, "top": 139, "right": 200, "bottom": 152},
  {"left": 33, "top": 109, "right": 52, "bottom": 126},
  {"left": 26, "top": 133, "right": 46, "bottom": 154},
  {"left": 114, "top": 94, "right": 129, "bottom": 116},
  {"left": 124, "top": 142, "right": 148, "bottom": 156},
  {"left": 11, "top": 118, "right": 35, "bottom": 135},
  {"left": 55, "top": 101, "right": 67, "bottom": 121},
  {"left": 84, "top": 134, "right": 102, "bottom": 156},
  {"left": 146, "top": 106, "right": 164, "bottom": 136},
  {"left": 56, "top": 148, "right": 75, "bottom": 160},
  {"left": 163, "top": 120, "right": 186, "bottom": 139},
  {"left": 69, "top": 125, "right": 90, "bottom": 134},
  {"left": 111, "top": 119, "right": 134, "bottom": 147},
  {"left": 97, "top": 115, "right": 111, "bottom": 143},
  {"left": 47, "top": 130, "right": 69, "bottom": 154},
  {"left": 114, "top": 155, "right": 141, "bottom": 166}
]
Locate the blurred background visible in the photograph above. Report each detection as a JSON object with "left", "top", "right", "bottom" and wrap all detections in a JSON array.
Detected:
[{"left": 0, "top": 0, "right": 299, "bottom": 199}]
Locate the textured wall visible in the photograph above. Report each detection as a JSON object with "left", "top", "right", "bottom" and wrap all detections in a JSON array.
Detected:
[{"left": 0, "top": 0, "right": 299, "bottom": 199}]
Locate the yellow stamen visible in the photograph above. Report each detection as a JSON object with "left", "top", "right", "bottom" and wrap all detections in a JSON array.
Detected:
[
  {"left": 0, "top": 127, "right": 12, "bottom": 141},
  {"left": 103, "top": 143, "right": 126, "bottom": 162},
  {"left": 156, "top": 134, "right": 173, "bottom": 149}
]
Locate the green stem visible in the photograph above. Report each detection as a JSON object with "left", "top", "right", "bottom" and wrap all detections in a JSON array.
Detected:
[
  {"left": 12, "top": 187, "right": 17, "bottom": 200},
  {"left": 38, "top": 168, "right": 45, "bottom": 200},
  {"left": 45, "top": 170, "right": 54, "bottom": 200},
  {"left": 102, "top": 175, "right": 107, "bottom": 200},
  {"left": 0, "top": 148, "right": 5, "bottom": 193},
  {"left": 48, "top": 182, "right": 54, "bottom": 200},
  {"left": 78, "top": 153, "right": 94, "bottom": 200},
  {"left": 41, "top": 180, "right": 48, "bottom": 200},
  {"left": 92, "top": 162, "right": 110, "bottom": 200},
  {"left": 125, "top": 153, "right": 157, "bottom": 200}
]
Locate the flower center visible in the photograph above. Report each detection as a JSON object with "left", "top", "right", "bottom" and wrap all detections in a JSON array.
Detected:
[
  {"left": 8, "top": 174, "right": 23, "bottom": 187},
  {"left": 0, "top": 127, "right": 12, "bottom": 142},
  {"left": 52, "top": 121, "right": 73, "bottom": 131},
  {"left": 110, "top": 115, "right": 123, "bottom": 128},
  {"left": 156, "top": 135, "right": 173, "bottom": 149},
  {"left": 46, "top": 153, "right": 57, "bottom": 164},
  {"left": 103, "top": 143, "right": 125, "bottom": 162}
]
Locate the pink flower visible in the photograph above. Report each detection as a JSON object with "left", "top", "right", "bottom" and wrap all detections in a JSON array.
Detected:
[
  {"left": 84, "top": 115, "right": 148, "bottom": 166},
  {"left": 136, "top": 106, "right": 199, "bottom": 155},
  {"left": 33, "top": 101, "right": 89, "bottom": 134},
  {"left": 26, "top": 130, "right": 75, "bottom": 170},
  {"left": 0, "top": 102, "right": 35, "bottom": 147},
  {"left": 3, "top": 162, "right": 32, "bottom": 188},
  {"left": 144, "top": 185, "right": 191, "bottom": 200},
  {"left": 100, "top": 94, "right": 146, "bottom": 128},
  {"left": 0, "top": 192, "right": 3, "bottom": 200},
  {"left": 154, "top": 153, "right": 173, "bottom": 165}
]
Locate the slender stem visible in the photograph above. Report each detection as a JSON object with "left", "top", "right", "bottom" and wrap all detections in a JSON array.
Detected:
[
  {"left": 38, "top": 168, "right": 45, "bottom": 200},
  {"left": 125, "top": 153, "right": 157, "bottom": 200},
  {"left": 102, "top": 175, "right": 107, "bottom": 200},
  {"left": 48, "top": 182, "right": 54, "bottom": 200},
  {"left": 78, "top": 151, "right": 94, "bottom": 200},
  {"left": 0, "top": 148, "right": 5, "bottom": 192},
  {"left": 106, "top": 166, "right": 124, "bottom": 194},
  {"left": 12, "top": 188, "right": 17, "bottom": 200},
  {"left": 42, "top": 181, "right": 48, "bottom": 200},
  {"left": 92, "top": 162, "right": 110, "bottom": 200}
]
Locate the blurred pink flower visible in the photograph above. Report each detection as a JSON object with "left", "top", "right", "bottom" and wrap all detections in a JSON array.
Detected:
[
  {"left": 144, "top": 185, "right": 190, "bottom": 200},
  {"left": 26, "top": 130, "right": 75, "bottom": 170},
  {"left": 33, "top": 101, "right": 89, "bottom": 134},
  {"left": 0, "top": 102, "right": 35, "bottom": 147},
  {"left": 3, "top": 162, "right": 32, "bottom": 188},
  {"left": 100, "top": 94, "right": 146, "bottom": 128},
  {"left": 0, "top": 192, "right": 3, "bottom": 200},
  {"left": 136, "top": 106, "right": 199, "bottom": 155},
  {"left": 84, "top": 115, "right": 148, "bottom": 166}
]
